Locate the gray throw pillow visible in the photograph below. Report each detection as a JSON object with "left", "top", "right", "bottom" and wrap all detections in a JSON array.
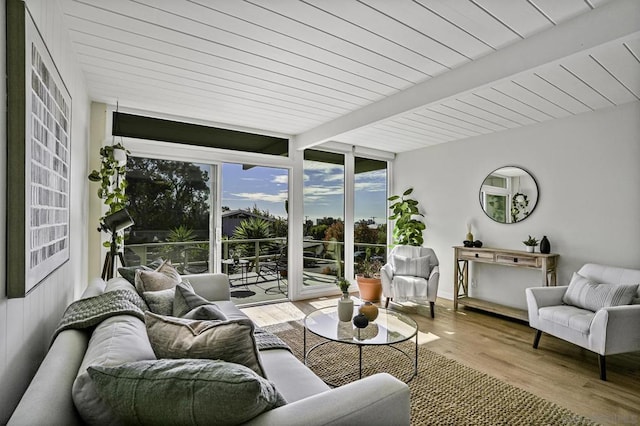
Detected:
[
  {"left": 88, "top": 359, "right": 286, "bottom": 426},
  {"left": 118, "top": 258, "right": 164, "bottom": 284},
  {"left": 118, "top": 265, "right": 152, "bottom": 285},
  {"left": 393, "top": 254, "right": 431, "bottom": 279},
  {"left": 135, "top": 259, "right": 181, "bottom": 294},
  {"left": 173, "top": 281, "right": 224, "bottom": 318},
  {"left": 182, "top": 304, "right": 227, "bottom": 320},
  {"left": 563, "top": 272, "right": 639, "bottom": 311},
  {"left": 142, "top": 287, "right": 176, "bottom": 316},
  {"left": 145, "top": 312, "right": 266, "bottom": 377}
]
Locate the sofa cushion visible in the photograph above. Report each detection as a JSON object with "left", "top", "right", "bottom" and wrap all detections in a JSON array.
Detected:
[
  {"left": 118, "top": 258, "right": 164, "bottom": 285},
  {"left": 563, "top": 272, "right": 638, "bottom": 311},
  {"left": 393, "top": 254, "right": 431, "bottom": 279},
  {"left": 173, "top": 281, "right": 225, "bottom": 320},
  {"left": 145, "top": 312, "right": 266, "bottom": 377},
  {"left": 142, "top": 287, "right": 176, "bottom": 316},
  {"left": 72, "top": 315, "right": 156, "bottom": 425},
  {"left": 259, "top": 348, "right": 330, "bottom": 403},
  {"left": 134, "top": 259, "right": 181, "bottom": 294},
  {"left": 88, "top": 359, "right": 286, "bottom": 426},
  {"left": 539, "top": 305, "right": 595, "bottom": 334}
]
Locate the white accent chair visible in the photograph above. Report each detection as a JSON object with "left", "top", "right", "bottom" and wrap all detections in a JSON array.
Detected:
[
  {"left": 526, "top": 263, "right": 640, "bottom": 380},
  {"left": 380, "top": 246, "right": 440, "bottom": 318}
]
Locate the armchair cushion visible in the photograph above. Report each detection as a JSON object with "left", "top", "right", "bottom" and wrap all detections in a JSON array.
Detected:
[
  {"left": 562, "top": 272, "right": 638, "bottom": 311},
  {"left": 392, "top": 254, "right": 431, "bottom": 279}
]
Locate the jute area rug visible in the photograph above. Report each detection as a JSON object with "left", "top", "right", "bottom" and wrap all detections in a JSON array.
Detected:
[{"left": 267, "top": 321, "right": 598, "bottom": 426}]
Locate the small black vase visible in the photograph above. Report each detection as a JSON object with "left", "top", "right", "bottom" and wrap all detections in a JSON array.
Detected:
[
  {"left": 353, "top": 313, "right": 369, "bottom": 329},
  {"left": 540, "top": 236, "right": 551, "bottom": 254}
]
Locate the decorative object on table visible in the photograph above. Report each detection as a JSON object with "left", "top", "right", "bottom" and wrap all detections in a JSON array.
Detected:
[
  {"left": 463, "top": 240, "right": 474, "bottom": 247},
  {"left": 358, "top": 301, "right": 379, "bottom": 322},
  {"left": 465, "top": 222, "right": 474, "bottom": 242},
  {"left": 388, "top": 187, "right": 426, "bottom": 246},
  {"left": 355, "top": 250, "right": 383, "bottom": 302},
  {"left": 522, "top": 235, "right": 539, "bottom": 253},
  {"left": 473, "top": 240, "right": 483, "bottom": 248},
  {"left": 540, "top": 236, "right": 551, "bottom": 254},
  {"left": 7, "top": 0, "right": 73, "bottom": 297},
  {"left": 352, "top": 313, "right": 369, "bottom": 329},
  {"left": 336, "top": 278, "right": 354, "bottom": 322}
]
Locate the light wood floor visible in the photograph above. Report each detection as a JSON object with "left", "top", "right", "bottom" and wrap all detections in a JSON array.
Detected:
[{"left": 242, "top": 297, "right": 640, "bottom": 426}]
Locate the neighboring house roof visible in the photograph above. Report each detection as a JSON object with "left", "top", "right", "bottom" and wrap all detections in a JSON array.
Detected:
[{"left": 222, "top": 209, "right": 275, "bottom": 222}]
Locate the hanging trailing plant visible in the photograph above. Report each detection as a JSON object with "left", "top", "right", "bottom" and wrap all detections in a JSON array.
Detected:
[
  {"left": 88, "top": 142, "right": 129, "bottom": 249},
  {"left": 388, "top": 187, "right": 426, "bottom": 247}
]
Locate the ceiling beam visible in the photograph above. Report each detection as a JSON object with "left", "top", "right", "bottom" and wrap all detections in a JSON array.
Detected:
[{"left": 292, "top": 0, "right": 640, "bottom": 150}]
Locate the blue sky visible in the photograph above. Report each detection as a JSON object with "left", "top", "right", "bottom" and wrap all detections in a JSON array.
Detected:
[{"left": 221, "top": 162, "right": 387, "bottom": 224}]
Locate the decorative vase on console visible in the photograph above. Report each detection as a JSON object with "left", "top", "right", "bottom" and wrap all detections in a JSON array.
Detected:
[
  {"left": 338, "top": 293, "right": 354, "bottom": 322},
  {"left": 540, "top": 236, "right": 551, "bottom": 254}
]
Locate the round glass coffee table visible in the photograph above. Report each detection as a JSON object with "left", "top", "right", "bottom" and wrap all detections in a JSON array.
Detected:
[{"left": 303, "top": 305, "right": 418, "bottom": 385}]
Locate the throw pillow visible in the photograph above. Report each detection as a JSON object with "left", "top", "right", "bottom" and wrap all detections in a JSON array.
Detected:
[
  {"left": 173, "top": 281, "right": 225, "bottom": 320},
  {"left": 88, "top": 359, "right": 286, "bottom": 426},
  {"left": 393, "top": 254, "right": 431, "bottom": 279},
  {"left": 563, "top": 272, "right": 639, "bottom": 311},
  {"left": 182, "top": 304, "right": 228, "bottom": 320},
  {"left": 118, "top": 258, "right": 164, "bottom": 284},
  {"left": 145, "top": 312, "right": 266, "bottom": 377},
  {"left": 135, "top": 259, "right": 181, "bottom": 294},
  {"left": 142, "top": 287, "right": 176, "bottom": 316}
]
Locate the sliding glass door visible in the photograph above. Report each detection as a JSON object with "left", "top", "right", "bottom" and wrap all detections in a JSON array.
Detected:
[
  {"left": 124, "top": 157, "right": 212, "bottom": 273},
  {"left": 302, "top": 150, "right": 345, "bottom": 286}
]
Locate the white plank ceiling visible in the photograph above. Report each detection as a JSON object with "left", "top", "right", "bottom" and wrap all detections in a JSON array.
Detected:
[{"left": 58, "top": 0, "right": 640, "bottom": 154}]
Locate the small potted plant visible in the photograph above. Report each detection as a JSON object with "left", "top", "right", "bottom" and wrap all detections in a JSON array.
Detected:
[
  {"left": 336, "top": 278, "right": 353, "bottom": 322},
  {"left": 523, "top": 235, "right": 539, "bottom": 253},
  {"left": 336, "top": 278, "right": 350, "bottom": 296}
]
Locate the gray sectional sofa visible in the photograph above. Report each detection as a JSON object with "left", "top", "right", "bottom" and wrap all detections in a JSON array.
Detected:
[{"left": 8, "top": 273, "right": 410, "bottom": 425}]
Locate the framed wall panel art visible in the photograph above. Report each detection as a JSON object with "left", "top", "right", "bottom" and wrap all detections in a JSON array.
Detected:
[{"left": 7, "top": 0, "right": 72, "bottom": 298}]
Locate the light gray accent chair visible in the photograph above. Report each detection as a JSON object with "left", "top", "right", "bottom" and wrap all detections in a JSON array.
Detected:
[
  {"left": 526, "top": 263, "right": 640, "bottom": 380},
  {"left": 380, "top": 245, "right": 440, "bottom": 318}
]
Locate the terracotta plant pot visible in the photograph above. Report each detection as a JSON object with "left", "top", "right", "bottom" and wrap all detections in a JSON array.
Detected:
[{"left": 356, "top": 275, "right": 382, "bottom": 302}]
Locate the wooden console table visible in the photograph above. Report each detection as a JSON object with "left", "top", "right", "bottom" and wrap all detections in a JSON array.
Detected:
[{"left": 453, "top": 246, "right": 559, "bottom": 321}]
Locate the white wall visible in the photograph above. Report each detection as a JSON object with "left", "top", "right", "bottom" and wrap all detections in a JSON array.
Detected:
[
  {"left": 394, "top": 102, "right": 640, "bottom": 310},
  {"left": 0, "top": 0, "right": 90, "bottom": 421}
]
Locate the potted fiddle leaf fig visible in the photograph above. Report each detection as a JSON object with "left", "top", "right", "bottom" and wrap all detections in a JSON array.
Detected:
[{"left": 388, "top": 187, "right": 426, "bottom": 247}]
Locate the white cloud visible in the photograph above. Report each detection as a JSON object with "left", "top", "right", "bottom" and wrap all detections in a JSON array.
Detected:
[
  {"left": 355, "top": 181, "right": 386, "bottom": 192},
  {"left": 231, "top": 191, "right": 288, "bottom": 203},
  {"left": 272, "top": 175, "right": 288, "bottom": 184}
]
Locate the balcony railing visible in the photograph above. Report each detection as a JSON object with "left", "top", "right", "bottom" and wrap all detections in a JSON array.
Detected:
[{"left": 124, "top": 237, "right": 386, "bottom": 278}]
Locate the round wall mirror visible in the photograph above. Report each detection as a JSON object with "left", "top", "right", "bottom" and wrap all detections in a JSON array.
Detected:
[{"left": 479, "top": 166, "right": 538, "bottom": 224}]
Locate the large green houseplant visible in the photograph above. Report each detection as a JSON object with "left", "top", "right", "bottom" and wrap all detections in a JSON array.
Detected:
[
  {"left": 388, "top": 187, "right": 426, "bottom": 246},
  {"left": 88, "top": 143, "right": 129, "bottom": 250}
]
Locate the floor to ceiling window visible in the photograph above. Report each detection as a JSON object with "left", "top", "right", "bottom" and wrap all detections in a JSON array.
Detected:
[
  {"left": 354, "top": 157, "right": 388, "bottom": 275},
  {"left": 302, "top": 150, "right": 345, "bottom": 286},
  {"left": 221, "top": 162, "right": 289, "bottom": 301},
  {"left": 124, "top": 157, "right": 212, "bottom": 273}
]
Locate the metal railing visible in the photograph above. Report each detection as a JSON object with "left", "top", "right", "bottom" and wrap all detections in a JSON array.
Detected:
[{"left": 124, "top": 237, "right": 386, "bottom": 276}]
